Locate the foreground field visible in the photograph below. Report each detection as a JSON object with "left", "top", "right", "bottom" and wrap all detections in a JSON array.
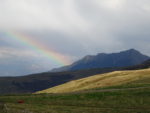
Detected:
[{"left": 0, "top": 84, "right": 150, "bottom": 113}]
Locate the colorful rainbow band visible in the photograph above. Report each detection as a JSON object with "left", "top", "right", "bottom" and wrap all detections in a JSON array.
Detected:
[{"left": 5, "top": 31, "right": 71, "bottom": 66}]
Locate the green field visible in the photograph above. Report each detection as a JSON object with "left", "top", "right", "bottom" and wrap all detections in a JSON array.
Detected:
[
  {"left": 0, "top": 83, "right": 150, "bottom": 113},
  {"left": 1, "top": 69, "right": 150, "bottom": 113}
]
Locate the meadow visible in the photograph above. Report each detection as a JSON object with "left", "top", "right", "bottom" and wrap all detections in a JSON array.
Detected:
[{"left": 0, "top": 83, "right": 150, "bottom": 113}]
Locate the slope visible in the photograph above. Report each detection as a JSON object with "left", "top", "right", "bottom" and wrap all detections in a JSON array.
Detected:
[
  {"left": 37, "top": 68, "right": 150, "bottom": 93},
  {"left": 0, "top": 68, "right": 116, "bottom": 94}
]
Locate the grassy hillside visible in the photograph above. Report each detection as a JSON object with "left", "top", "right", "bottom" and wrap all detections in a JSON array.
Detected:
[{"left": 37, "top": 68, "right": 150, "bottom": 93}]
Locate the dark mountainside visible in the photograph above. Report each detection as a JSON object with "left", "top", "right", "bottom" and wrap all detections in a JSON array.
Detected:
[
  {"left": 124, "top": 59, "right": 150, "bottom": 70},
  {"left": 0, "top": 49, "right": 149, "bottom": 94},
  {"left": 52, "top": 49, "right": 149, "bottom": 72},
  {"left": 0, "top": 68, "right": 116, "bottom": 94}
]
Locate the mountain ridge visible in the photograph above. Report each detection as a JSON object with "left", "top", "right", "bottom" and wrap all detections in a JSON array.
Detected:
[{"left": 51, "top": 49, "right": 150, "bottom": 72}]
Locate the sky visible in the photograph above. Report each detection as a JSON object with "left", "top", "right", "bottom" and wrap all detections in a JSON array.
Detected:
[{"left": 0, "top": 0, "right": 150, "bottom": 76}]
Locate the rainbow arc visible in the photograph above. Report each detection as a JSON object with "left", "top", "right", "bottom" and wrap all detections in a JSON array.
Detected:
[{"left": 5, "top": 31, "right": 71, "bottom": 66}]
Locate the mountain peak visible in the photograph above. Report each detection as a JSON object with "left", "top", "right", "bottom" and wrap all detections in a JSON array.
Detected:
[
  {"left": 123, "top": 49, "right": 140, "bottom": 53},
  {"left": 52, "top": 49, "right": 150, "bottom": 72},
  {"left": 115, "top": 49, "right": 144, "bottom": 57},
  {"left": 83, "top": 55, "right": 93, "bottom": 60}
]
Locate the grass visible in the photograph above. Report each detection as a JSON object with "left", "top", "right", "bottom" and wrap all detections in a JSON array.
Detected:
[
  {"left": 0, "top": 86, "right": 150, "bottom": 113},
  {"left": 88, "top": 76, "right": 150, "bottom": 91},
  {"left": 36, "top": 68, "right": 150, "bottom": 93}
]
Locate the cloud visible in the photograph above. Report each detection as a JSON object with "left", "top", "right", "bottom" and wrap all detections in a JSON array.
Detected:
[
  {"left": 0, "top": 0, "right": 89, "bottom": 33},
  {"left": 0, "top": 0, "right": 150, "bottom": 76},
  {"left": 0, "top": 47, "right": 39, "bottom": 58},
  {"left": 0, "top": 47, "right": 62, "bottom": 76},
  {"left": 96, "top": 0, "right": 126, "bottom": 10}
]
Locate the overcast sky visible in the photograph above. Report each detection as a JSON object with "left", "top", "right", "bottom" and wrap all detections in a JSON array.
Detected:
[{"left": 0, "top": 0, "right": 150, "bottom": 76}]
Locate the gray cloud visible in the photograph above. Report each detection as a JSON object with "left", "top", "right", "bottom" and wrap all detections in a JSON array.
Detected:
[
  {"left": 0, "top": 47, "right": 61, "bottom": 76},
  {"left": 0, "top": 0, "right": 150, "bottom": 76}
]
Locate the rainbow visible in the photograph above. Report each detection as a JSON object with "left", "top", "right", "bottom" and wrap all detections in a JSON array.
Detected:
[{"left": 4, "top": 31, "right": 71, "bottom": 66}]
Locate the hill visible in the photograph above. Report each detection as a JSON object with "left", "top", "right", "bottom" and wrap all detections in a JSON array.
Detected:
[
  {"left": 37, "top": 68, "right": 150, "bottom": 93},
  {"left": 0, "top": 68, "right": 117, "bottom": 94},
  {"left": 52, "top": 49, "right": 150, "bottom": 72},
  {"left": 0, "top": 58, "right": 150, "bottom": 94}
]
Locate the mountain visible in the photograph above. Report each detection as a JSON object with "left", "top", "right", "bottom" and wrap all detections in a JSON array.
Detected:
[
  {"left": 124, "top": 59, "right": 150, "bottom": 70},
  {"left": 52, "top": 49, "right": 150, "bottom": 72},
  {"left": 37, "top": 68, "right": 150, "bottom": 94},
  {"left": 0, "top": 49, "right": 150, "bottom": 94}
]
